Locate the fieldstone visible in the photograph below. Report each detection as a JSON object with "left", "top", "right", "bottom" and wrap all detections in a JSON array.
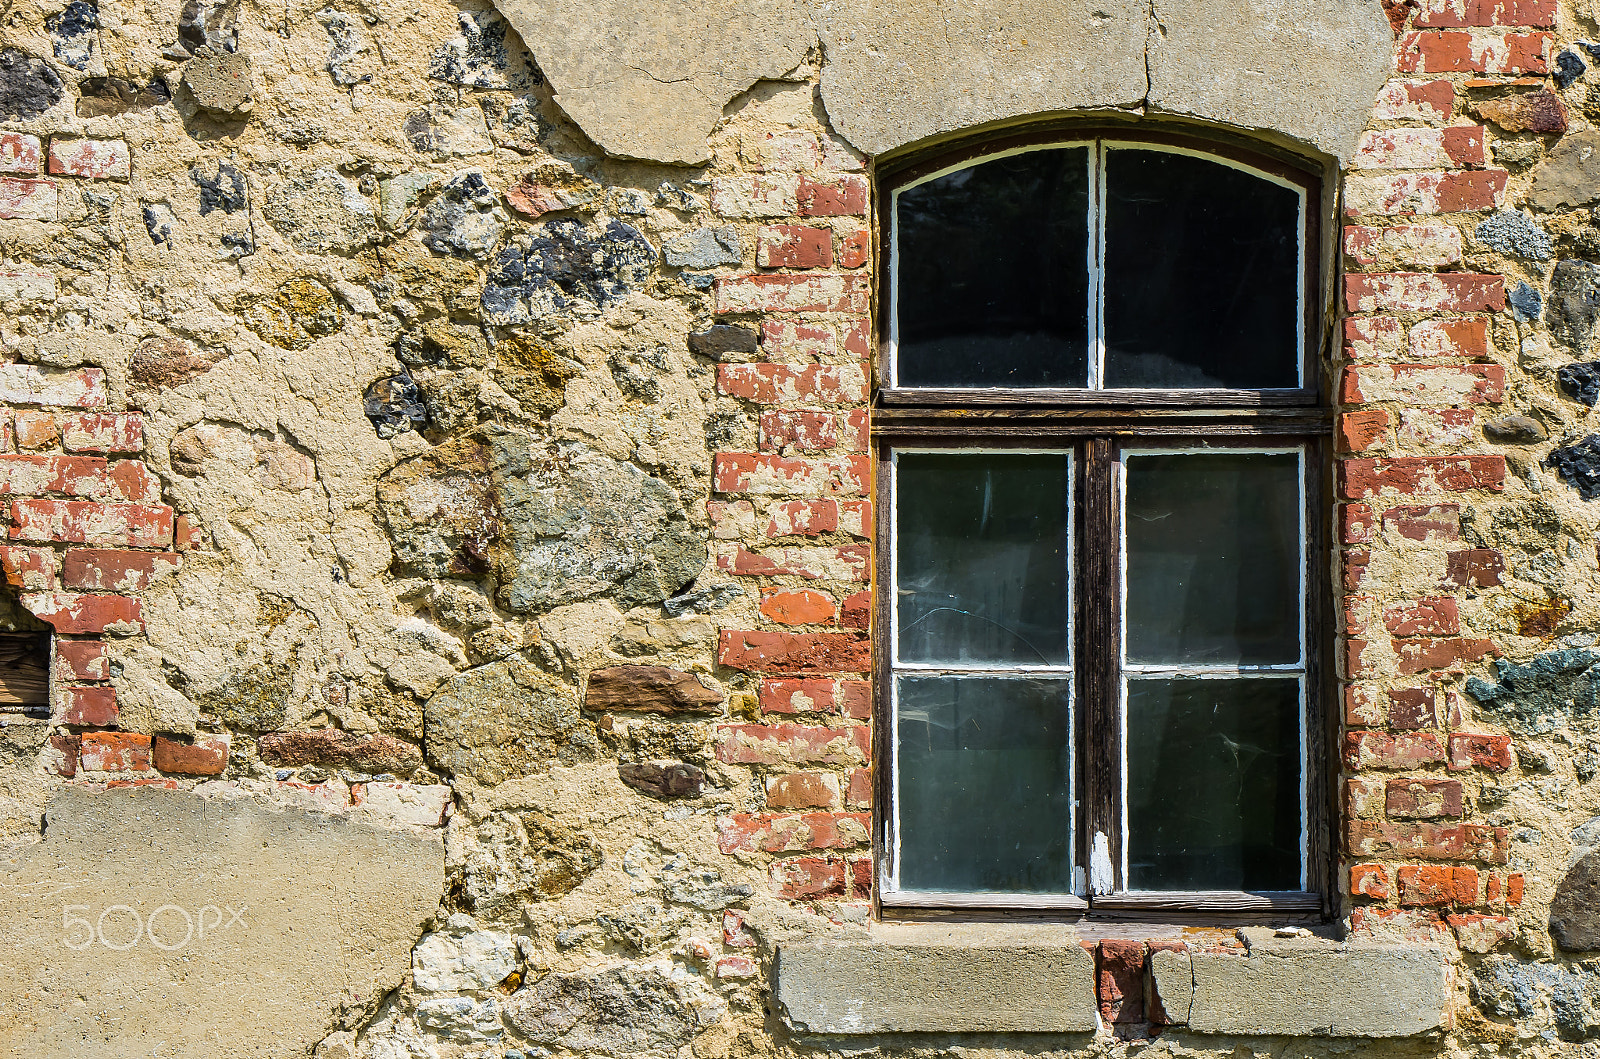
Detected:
[
  {"left": 1467, "top": 648, "right": 1600, "bottom": 733},
  {"left": 488, "top": 0, "right": 811, "bottom": 164},
  {"left": 663, "top": 582, "right": 746, "bottom": 615},
  {"left": 1476, "top": 211, "right": 1554, "bottom": 260},
  {"left": 257, "top": 729, "right": 424, "bottom": 775},
  {"left": 1556, "top": 49, "right": 1588, "bottom": 90},
  {"left": 1484, "top": 415, "right": 1548, "bottom": 444},
  {"left": 0, "top": 48, "right": 64, "bottom": 120},
  {"left": 76, "top": 75, "right": 170, "bottom": 116},
  {"left": 423, "top": 652, "right": 596, "bottom": 785},
  {"left": 1472, "top": 90, "right": 1569, "bottom": 134},
  {"left": 505, "top": 164, "right": 604, "bottom": 218},
  {"left": 1554, "top": 848, "right": 1600, "bottom": 951},
  {"left": 242, "top": 277, "right": 345, "bottom": 349},
  {"left": 192, "top": 161, "right": 246, "bottom": 215},
  {"left": 503, "top": 965, "right": 724, "bottom": 1055},
  {"left": 142, "top": 203, "right": 176, "bottom": 246},
  {"left": 416, "top": 996, "right": 502, "bottom": 1040},
  {"left": 1550, "top": 260, "right": 1600, "bottom": 350},
  {"left": 481, "top": 94, "right": 550, "bottom": 153},
  {"left": 404, "top": 104, "right": 495, "bottom": 156},
  {"left": 262, "top": 169, "right": 377, "bottom": 253},
  {"left": 1495, "top": 138, "right": 1544, "bottom": 168},
  {"left": 184, "top": 50, "right": 254, "bottom": 113},
  {"left": 663, "top": 227, "right": 741, "bottom": 269},
  {"left": 493, "top": 334, "right": 580, "bottom": 417},
  {"left": 1550, "top": 436, "right": 1600, "bottom": 501},
  {"left": 44, "top": 0, "right": 96, "bottom": 71},
  {"left": 481, "top": 218, "right": 656, "bottom": 325},
  {"left": 687, "top": 324, "right": 758, "bottom": 360},
  {"left": 380, "top": 171, "right": 445, "bottom": 230},
  {"left": 429, "top": 9, "right": 528, "bottom": 89},
  {"left": 585, "top": 665, "right": 721, "bottom": 714},
  {"left": 1529, "top": 131, "right": 1600, "bottom": 211},
  {"left": 419, "top": 170, "right": 508, "bottom": 260},
  {"left": 130, "top": 335, "right": 225, "bottom": 392},
  {"left": 413, "top": 927, "right": 519, "bottom": 991},
  {"left": 454, "top": 810, "right": 603, "bottom": 917},
  {"left": 178, "top": 0, "right": 236, "bottom": 52},
  {"left": 619, "top": 761, "right": 704, "bottom": 798},
  {"left": 1560, "top": 362, "right": 1600, "bottom": 406},
  {"left": 377, "top": 435, "right": 501, "bottom": 578},
  {"left": 0, "top": 787, "right": 442, "bottom": 1057},
  {"left": 363, "top": 372, "right": 429, "bottom": 437},
  {"left": 1474, "top": 955, "right": 1600, "bottom": 1041},
  {"left": 1509, "top": 282, "right": 1542, "bottom": 323}
]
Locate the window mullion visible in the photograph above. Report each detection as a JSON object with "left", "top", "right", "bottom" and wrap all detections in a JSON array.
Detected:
[{"left": 1079, "top": 436, "right": 1120, "bottom": 899}]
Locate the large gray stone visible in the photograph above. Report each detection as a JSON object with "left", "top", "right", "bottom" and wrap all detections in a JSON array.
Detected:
[
  {"left": 0, "top": 786, "right": 442, "bottom": 1057},
  {"left": 774, "top": 924, "right": 1099, "bottom": 1033},
  {"left": 487, "top": 0, "right": 812, "bottom": 165},
  {"left": 503, "top": 964, "right": 725, "bottom": 1055},
  {"left": 1553, "top": 847, "right": 1600, "bottom": 951},
  {"left": 1146, "top": 0, "right": 1394, "bottom": 164},
  {"left": 1550, "top": 260, "right": 1600, "bottom": 352},
  {"left": 1180, "top": 944, "right": 1447, "bottom": 1036},
  {"left": 261, "top": 168, "right": 377, "bottom": 253},
  {"left": 1529, "top": 131, "right": 1600, "bottom": 211},
  {"left": 423, "top": 652, "right": 597, "bottom": 786}
]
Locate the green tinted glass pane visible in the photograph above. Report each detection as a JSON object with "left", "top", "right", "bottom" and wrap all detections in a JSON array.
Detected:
[
  {"left": 897, "top": 676, "right": 1073, "bottom": 893},
  {"left": 1124, "top": 451, "right": 1301, "bottom": 665},
  {"left": 896, "top": 452, "right": 1071, "bottom": 665},
  {"left": 1126, "top": 677, "right": 1302, "bottom": 891}
]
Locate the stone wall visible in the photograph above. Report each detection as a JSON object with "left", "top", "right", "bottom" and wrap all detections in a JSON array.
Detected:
[{"left": 3, "top": 0, "right": 1600, "bottom": 1055}]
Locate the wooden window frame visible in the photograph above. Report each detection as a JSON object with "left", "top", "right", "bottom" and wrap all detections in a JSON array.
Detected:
[{"left": 871, "top": 124, "right": 1337, "bottom": 923}]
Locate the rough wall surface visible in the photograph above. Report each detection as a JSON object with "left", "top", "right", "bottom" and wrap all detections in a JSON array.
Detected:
[{"left": 0, "top": 0, "right": 1599, "bottom": 1056}]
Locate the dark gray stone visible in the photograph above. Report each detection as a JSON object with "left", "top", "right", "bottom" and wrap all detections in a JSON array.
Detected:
[
  {"left": 1554, "top": 850, "right": 1600, "bottom": 952},
  {"left": 1557, "top": 49, "right": 1588, "bottom": 90},
  {"left": 1466, "top": 648, "right": 1600, "bottom": 734},
  {"left": 1561, "top": 362, "right": 1600, "bottom": 406},
  {"left": 1549, "top": 436, "right": 1600, "bottom": 500},
  {"left": 663, "top": 582, "right": 744, "bottom": 616},
  {"left": 178, "top": 0, "right": 237, "bottom": 53},
  {"left": 364, "top": 373, "right": 430, "bottom": 438},
  {"left": 429, "top": 9, "right": 534, "bottom": 89},
  {"left": 1476, "top": 211, "right": 1554, "bottom": 261},
  {"left": 1485, "top": 415, "right": 1548, "bottom": 444},
  {"left": 1510, "top": 282, "right": 1543, "bottom": 323},
  {"left": 483, "top": 219, "right": 655, "bottom": 324},
  {"left": 1474, "top": 955, "right": 1600, "bottom": 1041},
  {"left": 46, "top": 0, "right": 97, "bottom": 71},
  {"left": 1551, "top": 261, "right": 1600, "bottom": 350},
  {"left": 142, "top": 204, "right": 176, "bottom": 247},
  {"left": 76, "top": 76, "right": 170, "bottom": 116},
  {"left": 262, "top": 169, "right": 377, "bottom": 253},
  {"left": 687, "top": 324, "right": 758, "bottom": 359},
  {"left": 191, "top": 161, "right": 246, "bottom": 215},
  {"left": 618, "top": 761, "right": 704, "bottom": 799},
  {"left": 419, "top": 170, "right": 507, "bottom": 260},
  {"left": 504, "top": 965, "right": 716, "bottom": 1055},
  {"left": 0, "top": 49, "right": 64, "bottom": 120}
]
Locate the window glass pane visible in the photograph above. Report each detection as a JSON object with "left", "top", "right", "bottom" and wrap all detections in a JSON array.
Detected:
[
  {"left": 1126, "top": 677, "right": 1302, "bottom": 891},
  {"left": 896, "top": 452, "right": 1071, "bottom": 665},
  {"left": 1124, "top": 451, "right": 1301, "bottom": 665},
  {"left": 897, "top": 675, "right": 1073, "bottom": 893},
  {"left": 1102, "top": 149, "right": 1301, "bottom": 389},
  {"left": 895, "top": 147, "right": 1090, "bottom": 388}
]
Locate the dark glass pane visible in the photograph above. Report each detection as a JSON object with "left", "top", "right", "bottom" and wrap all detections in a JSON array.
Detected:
[
  {"left": 896, "top": 452, "right": 1071, "bottom": 665},
  {"left": 895, "top": 148, "right": 1090, "bottom": 387},
  {"left": 1126, "top": 677, "right": 1302, "bottom": 890},
  {"left": 1103, "top": 149, "right": 1301, "bottom": 389},
  {"left": 1124, "top": 451, "right": 1301, "bottom": 665},
  {"left": 897, "top": 676, "right": 1073, "bottom": 893}
]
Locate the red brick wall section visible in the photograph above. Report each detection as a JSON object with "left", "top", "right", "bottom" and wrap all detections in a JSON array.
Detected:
[
  {"left": 709, "top": 136, "right": 875, "bottom": 910},
  {"left": 1341, "top": 5, "right": 1525, "bottom": 954}
]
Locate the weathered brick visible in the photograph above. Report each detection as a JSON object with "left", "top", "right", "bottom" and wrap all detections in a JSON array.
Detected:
[
  {"left": 1387, "top": 777, "right": 1465, "bottom": 819},
  {"left": 47, "top": 138, "right": 131, "bottom": 180},
  {"left": 719, "top": 363, "right": 867, "bottom": 404},
  {"left": 1384, "top": 596, "right": 1461, "bottom": 637},
  {"left": 0, "top": 365, "right": 105, "bottom": 408},
  {"left": 1344, "top": 594, "right": 1375, "bottom": 637},
  {"left": 711, "top": 173, "right": 799, "bottom": 217},
  {"left": 1344, "top": 316, "right": 1404, "bottom": 361},
  {"left": 1344, "top": 223, "right": 1464, "bottom": 269},
  {"left": 1442, "top": 547, "right": 1504, "bottom": 587},
  {"left": 62, "top": 685, "right": 117, "bottom": 726},
  {"left": 1372, "top": 79, "right": 1457, "bottom": 123},
  {"left": 715, "top": 722, "right": 869, "bottom": 765},
  {"left": 0, "top": 545, "right": 56, "bottom": 590},
  {"left": 758, "top": 224, "right": 833, "bottom": 269},
  {"left": 174, "top": 513, "right": 205, "bottom": 552},
  {"left": 846, "top": 767, "right": 871, "bottom": 807},
  {"left": 0, "top": 132, "right": 40, "bottom": 174},
  {"left": 1339, "top": 456, "right": 1505, "bottom": 498},
  {"left": 1398, "top": 864, "right": 1479, "bottom": 906},
  {"left": 770, "top": 855, "right": 847, "bottom": 897},
  {"left": 1351, "top": 863, "right": 1392, "bottom": 898},
  {"left": 1344, "top": 637, "right": 1372, "bottom": 679},
  {"left": 56, "top": 639, "right": 107, "bottom": 681},
  {"left": 839, "top": 228, "right": 870, "bottom": 269},
  {"left": 796, "top": 175, "right": 867, "bottom": 217},
  {"left": 0, "top": 177, "right": 57, "bottom": 220},
  {"left": 1344, "top": 273, "right": 1504, "bottom": 313},
  {"left": 152, "top": 733, "right": 230, "bottom": 775},
  {"left": 718, "top": 630, "right": 870, "bottom": 673},
  {"left": 62, "top": 548, "right": 181, "bottom": 592},
  {"left": 759, "top": 588, "right": 839, "bottom": 625},
  {"left": 59, "top": 412, "right": 144, "bottom": 453},
  {"left": 1414, "top": 0, "right": 1556, "bottom": 27},
  {"left": 762, "top": 319, "right": 836, "bottom": 359},
  {"left": 1448, "top": 913, "right": 1516, "bottom": 952},
  {"left": 1338, "top": 410, "right": 1391, "bottom": 452},
  {"left": 761, "top": 409, "right": 840, "bottom": 452},
  {"left": 760, "top": 677, "right": 836, "bottom": 714},
  {"left": 79, "top": 732, "right": 152, "bottom": 772},
  {"left": 1385, "top": 503, "right": 1461, "bottom": 541},
  {"left": 841, "top": 589, "right": 869, "bottom": 630},
  {"left": 1341, "top": 503, "right": 1377, "bottom": 544},
  {"left": 1341, "top": 363, "right": 1504, "bottom": 405},
  {"left": 1345, "top": 682, "right": 1384, "bottom": 725},
  {"left": 1345, "top": 730, "right": 1447, "bottom": 769},
  {"left": 1397, "top": 30, "right": 1551, "bottom": 73},
  {"left": 21, "top": 591, "right": 144, "bottom": 635},
  {"left": 1395, "top": 636, "right": 1500, "bottom": 674},
  {"left": 717, "top": 811, "right": 871, "bottom": 853},
  {"left": 740, "top": 130, "right": 820, "bottom": 172},
  {"left": 13, "top": 411, "right": 57, "bottom": 450},
  {"left": 765, "top": 498, "right": 837, "bottom": 536},
  {"left": 0, "top": 268, "right": 53, "bottom": 305},
  {"left": 1389, "top": 687, "right": 1440, "bottom": 729},
  {"left": 840, "top": 409, "right": 869, "bottom": 451},
  {"left": 1396, "top": 407, "right": 1476, "bottom": 448},
  {"left": 1448, "top": 732, "right": 1514, "bottom": 771},
  {"left": 0, "top": 454, "right": 159, "bottom": 502},
  {"left": 718, "top": 542, "right": 868, "bottom": 580},
  {"left": 1353, "top": 127, "right": 1485, "bottom": 169},
  {"left": 839, "top": 680, "right": 871, "bottom": 719},
  {"left": 767, "top": 771, "right": 841, "bottom": 809},
  {"left": 49, "top": 732, "right": 78, "bottom": 777},
  {"left": 1345, "top": 549, "right": 1372, "bottom": 591},
  {"left": 11, "top": 499, "right": 174, "bottom": 547},
  {"left": 1348, "top": 819, "right": 1509, "bottom": 862},
  {"left": 713, "top": 453, "right": 869, "bottom": 496},
  {"left": 1410, "top": 317, "right": 1492, "bottom": 359},
  {"left": 1098, "top": 939, "right": 1146, "bottom": 1024},
  {"left": 714, "top": 273, "right": 870, "bottom": 314}
]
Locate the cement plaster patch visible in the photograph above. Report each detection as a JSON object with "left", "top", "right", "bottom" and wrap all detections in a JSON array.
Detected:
[{"left": 0, "top": 786, "right": 443, "bottom": 1058}]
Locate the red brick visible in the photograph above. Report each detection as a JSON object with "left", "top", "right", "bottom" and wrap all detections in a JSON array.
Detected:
[
  {"left": 718, "top": 543, "right": 868, "bottom": 580},
  {"left": 47, "top": 138, "right": 130, "bottom": 179},
  {"left": 21, "top": 591, "right": 144, "bottom": 635},
  {"left": 1353, "top": 127, "right": 1485, "bottom": 169},
  {"left": 0, "top": 454, "right": 157, "bottom": 502},
  {"left": 1389, "top": 687, "right": 1440, "bottom": 729},
  {"left": 61, "top": 685, "right": 117, "bottom": 726},
  {"left": 1448, "top": 912, "right": 1517, "bottom": 952},
  {"left": 0, "top": 545, "right": 56, "bottom": 590},
  {"left": 14, "top": 411, "right": 58, "bottom": 449},
  {"left": 719, "top": 630, "right": 869, "bottom": 673},
  {"left": 1398, "top": 864, "right": 1479, "bottom": 906},
  {"left": 839, "top": 680, "right": 871, "bottom": 719},
  {"left": 59, "top": 412, "right": 144, "bottom": 453},
  {"left": 1396, "top": 408, "right": 1476, "bottom": 448},
  {"left": 1414, "top": 0, "right": 1556, "bottom": 27},
  {"left": 766, "top": 498, "right": 839, "bottom": 536},
  {"left": 1098, "top": 940, "right": 1147, "bottom": 1024},
  {"left": 1351, "top": 863, "right": 1392, "bottom": 898},
  {"left": 760, "top": 677, "right": 836, "bottom": 714},
  {"left": 1397, "top": 29, "right": 1551, "bottom": 73},
  {"left": 1341, "top": 364, "right": 1504, "bottom": 405},
  {"left": 62, "top": 548, "right": 180, "bottom": 592},
  {"left": 717, "top": 811, "right": 871, "bottom": 853},
  {"left": 0, "top": 132, "right": 40, "bottom": 174},
  {"left": 1338, "top": 456, "right": 1505, "bottom": 498},
  {"left": 849, "top": 855, "right": 872, "bottom": 898},
  {"left": 1338, "top": 410, "right": 1391, "bottom": 453},
  {"left": 841, "top": 590, "right": 870, "bottom": 630},
  {"left": 841, "top": 409, "right": 868, "bottom": 450},
  {"left": 713, "top": 454, "right": 869, "bottom": 496},
  {"left": 715, "top": 722, "right": 869, "bottom": 765},
  {"left": 11, "top": 499, "right": 174, "bottom": 547},
  {"left": 1343, "top": 595, "right": 1373, "bottom": 637},
  {"left": 174, "top": 513, "right": 205, "bottom": 552},
  {"left": 839, "top": 228, "right": 870, "bottom": 269},
  {"left": 1372, "top": 80, "right": 1457, "bottom": 123},
  {"left": 0, "top": 364, "right": 105, "bottom": 408},
  {"left": 1387, "top": 777, "right": 1465, "bottom": 818},
  {"left": 1345, "top": 316, "right": 1404, "bottom": 361},
  {"left": 1442, "top": 547, "right": 1504, "bottom": 587},
  {"left": 719, "top": 363, "right": 867, "bottom": 405},
  {"left": 1345, "top": 730, "right": 1446, "bottom": 769},
  {"left": 1344, "top": 223, "right": 1464, "bottom": 269},
  {"left": 766, "top": 771, "right": 840, "bottom": 808},
  {"left": 1385, "top": 503, "right": 1461, "bottom": 541},
  {"left": 846, "top": 767, "right": 871, "bottom": 807},
  {"left": 1348, "top": 820, "right": 1509, "bottom": 862},
  {"left": 49, "top": 732, "right": 78, "bottom": 776},
  {"left": 796, "top": 175, "right": 867, "bottom": 217},
  {"left": 761, "top": 319, "right": 836, "bottom": 359},
  {"left": 1346, "top": 171, "right": 1508, "bottom": 215},
  {"left": 1341, "top": 502, "right": 1377, "bottom": 544},
  {"left": 760, "top": 588, "right": 838, "bottom": 625},
  {"left": 760, "top": 409, "right": 839, "bottom": 452},
  {"left": 1448, "top": 732, "right": 1513, "bottom": 771},
  {"left": 0, "top": 176, "right": 57, "bottom": 220},
  {"left": 1344, "top": 273, "right": 1504, "bottom": 313},
  {"left": 1410, "top": 317, "right": 1491, "bottom": 359},
  {"left": 1508, "top": 873, "right": 1524, "bottom": 906},
  {"left": 771, "top": 856, "right": 846, "bottom": 898},
  {"left": 1384, "top": 596, "right": 1461, "bottom": 637},
  {"left": 714, "top": 273, "right": 870, "bottom": 314},
  {"left": 1345, "top": 683, "right": 1384, "bottom": 726},
  {"left": 1395, "top": 636, "right": 1500, "bottom": 674},
  {"left": 1344, "top": 637, "right": 1371, "bottom": 679},
  {"left": 1344, "top": 549, "right": 1371, "bottom": 591},
  {"left": 56, "top": 639, "right": 107, "bottom": 681},
  {"left": 758, "top": 224, "right": 833, "bottom": 269},
  {"left": 79, "top": 731, "right": 152, "bottom": 772}
]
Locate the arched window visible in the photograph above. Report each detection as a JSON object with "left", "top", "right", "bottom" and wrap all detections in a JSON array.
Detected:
[{"left": 874, "top": 129, "right": 1330, "bottom": 916}]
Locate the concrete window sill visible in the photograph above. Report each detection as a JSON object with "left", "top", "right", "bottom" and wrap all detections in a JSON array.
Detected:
[{"left": 773, "top": 923, "right": 1448, "bottom": 1038}]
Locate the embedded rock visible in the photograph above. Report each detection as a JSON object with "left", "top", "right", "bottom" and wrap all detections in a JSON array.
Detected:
[
  {"left": 262, "top": 169, "right": 377, "bottom": 253},
  {"left": 481, "top": 218, "right": 655, "bottom": 324},
  {"left": 493, "top": 334, "right": 579, "bottom": 417},
  {"left": 0, "top": 50, "right": 62, "bottom": 122},
  {"left": 1465, "top": 648, "right": 1600, "bottom": 734},
  {"left": 1484, "top": 415, "right": 1548, "bottom": 444},
  {"left": 1549, "top": 437, "right": 1600, "bottom": 501},
  {"left": 1475, "top": 956, "right": 1600, "bottom": 1041},
  {"left": 687, "top": 324, "right": 758, "bottom": 360},
  {"left": 413, "top": 926, "right": 519, "bottom": 990},
  {"left": 1509, "top": 282, "right": 1542, "bottom": 323},
  {"left": 1552, "top": 849, "right": 1600, "bottom": 951},
  {"left": 423, "top": 653, "right": 596, "bottom": 785},
  {"left": 503, "top": 965, "right": 724, "bottom": 1055},
  {"left": 418, "top": 170, "right": 507, "bottom": 260},
  {"left": 363, "top": 373, "right": 430, "bottom": 437},
  {"left": 505, "top": 164, "right": 603, "bottom": 218},
  {"left": 585, "top": 665, "right": 722, "bottom": 714},
  {"left": 183, "top": 50, "right": 255, "bottom": 114},
  {"left": 1560, "top": 362, "right": 1600, "bottom": 406},
  {"left": 46, "top": 0, "right": 98, "bottom": 71},
  {"left": 0, "top": 786, "right": 442, "bottom": 1057},
  {"left": 619, "top": 761, "right": 705, "bottom": 798},
  {"left": 1476, "top": 210, "right": 1554, "bottom": 260},
  {"left": 453, "top": 810, "right": 603, "bottom": 917},
  {"left": 377, "top": 435, "right": 501, "bottom": 578},
  {"left": 404, "top": 104, "right": 495, "bottom": 155},
  {"left": 76, "top": 75, "right": 171, "bottom": 116},
  {"left": 1529, "top": 131, "right": 1600, "bottom": 211},
  {"left": 663, "top": 227, "right": 741, "bottom": 269},
  {"left": 1472, "top": 90, "right": 1569, "bottom": 134},
  {"left": 429, "top": 9, "right": 527, "bottom": 89},
  {"left": 256, "top": 729, "right": 424, "bottom": 775},
  {"left": 1550, "top": 260, "right": 1600, "bottom": 351}
]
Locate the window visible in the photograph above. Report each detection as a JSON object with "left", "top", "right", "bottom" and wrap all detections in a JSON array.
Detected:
[{"left": 874, "top": 129, "right": 1332, "bottom": 916}]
